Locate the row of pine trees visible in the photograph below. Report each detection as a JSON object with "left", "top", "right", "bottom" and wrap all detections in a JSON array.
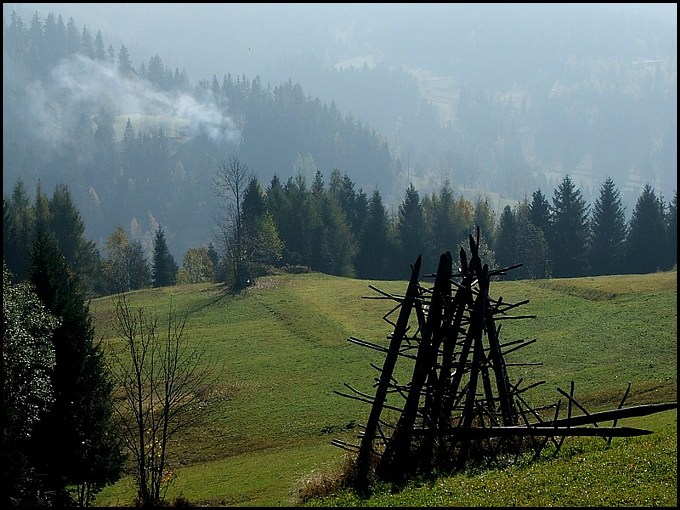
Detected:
[{"left": 4, "top": 169, "right": 677, "bottom": 298}]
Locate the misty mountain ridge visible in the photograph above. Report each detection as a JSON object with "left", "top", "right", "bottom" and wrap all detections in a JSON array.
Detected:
[{"left": 3, "top": 4, "right": 676, "bottom": 261}]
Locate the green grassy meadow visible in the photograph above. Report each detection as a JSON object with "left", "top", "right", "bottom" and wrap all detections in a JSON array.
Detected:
[{"left": 91, "top": 269, "right": 677, "bottom": 507}]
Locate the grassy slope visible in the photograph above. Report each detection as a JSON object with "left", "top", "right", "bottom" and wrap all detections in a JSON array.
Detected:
[{"left": 92, "top": 270, "right": 677, "bottom": 507}]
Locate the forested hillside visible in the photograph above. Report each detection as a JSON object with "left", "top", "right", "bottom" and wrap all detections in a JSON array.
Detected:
[{"left": 3, "top": 9, "right": 396, "bottom": 260}]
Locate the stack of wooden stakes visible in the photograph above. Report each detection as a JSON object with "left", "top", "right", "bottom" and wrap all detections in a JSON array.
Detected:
[{"left": 333, "top": 228, "right": 677, "bottom": 494}]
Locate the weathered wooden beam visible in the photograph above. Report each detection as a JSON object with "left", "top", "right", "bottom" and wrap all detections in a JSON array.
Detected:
[
  {"left": 354, "top": 255, "right": 422, "bottom": 494},
  {"left": 547, "top": 401, "right": 678, "bottom": 428},
  {"left": 380, "top": 252, "right": 452, "bottom": 477},
  {"left": 411, "top": 425, "right": 654, "bottom": 438}
]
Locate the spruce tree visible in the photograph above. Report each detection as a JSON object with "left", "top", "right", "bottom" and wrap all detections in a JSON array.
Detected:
[
  {"left": 4, "top": 179, "right": 35, "bottom": 282},
  {"left": 397, "top": 183, "right": 426, "bottom": 271},
  {"left": 528, "top": 188, "right": 551, "bottom": 239},
  {"left": 625, "top": 184, "right": 666, "bottom": 274},
  {"left": 152, "top": 226, "right": 177, "bottom": 287},
  {"left": 127, "top": 239, "right": 152, "bottom": 290},
  {"left": 494, "top": 204, "right": 517, "bottom": 271},
  {"left": 589, "top": 177, "right": 627, "bottom": 275},
  {"left": 28, "top": 228, "right": 123, "bottom": 506},
  {"left": 549, "top": 175, "right": 590, "bottom": 277},
  {"left": 356, "top": 189, "right": 393, "bottom": 279},
  {"left": 514, "top": 201, "right": 550, "bottom": 279},
  {"left": 427, "top": 180, "right": 457, "bottom": 269}
]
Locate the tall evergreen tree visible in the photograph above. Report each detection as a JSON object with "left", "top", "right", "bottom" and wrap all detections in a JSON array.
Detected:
[
  {"left": 625, "top": 184, "right": 666, "bottom": 274},
  {"left": 494, "top": 204, "right": 517, "bottom": 271},
  {"left": 28, "top": 229, "right": 123, "bottom": 506},
  {"left": 514, "top": 201, "right": 550, "bottom": 279},
  {"left": 589, "top": 177, "right": 627, "bottom": 275},
  {"left": 355, "top": 189, "right": 393, "bottom": 279},
  {"left": 242, "top": 178, "right": 283, "bottom": 274},
  {"left": 127, "top": 240, "right": 152, "bottom": 291},
  {"left": 314, "top": 180, "right": 356, "bottom": 277},
  {"left": 549, "top": 175, "right": 590, "bottom": 277},
  {"left": 426, "top": 180, "right": 457, "bottom": 270},
  {"left": 3, "top": 179, "right": 35, "bottom": 282},
  {"left": 152, "top": 226, "right": 178, "bottom": 287},
  {"left": 44, "top": 182, "right": 103, "bottom": 296},
  {"left": 473, "top": 196, "right": 496, "bottom": 252},
  {"left": 528, "top": 188, "right": 552, "bottom": 238},
  {"left": 328, "top": 169, "right": 367, "bottom": 239},
  {"left": 65, "top": 17, "right": 80, "bottom": 55},
  {"left": 80, "top": 25, "right": 94, "bottom": 59},
  {"left": 93, "top": 29, "right": 106, "bottom": 61},
  {"left": 397, "top": 183, "right": 426, "bottom": 271},
  {"left": 118, "top": 44, "right": 134, "bottom": 77}
]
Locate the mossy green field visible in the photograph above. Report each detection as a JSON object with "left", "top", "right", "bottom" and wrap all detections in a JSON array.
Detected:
[{"left": 91, "top": 269, "right": 677, "bottom": 507}]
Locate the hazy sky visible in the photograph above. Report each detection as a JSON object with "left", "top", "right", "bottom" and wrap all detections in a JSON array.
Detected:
[{"left": 5, "top": 3, "right": 677, "bottom": 83}]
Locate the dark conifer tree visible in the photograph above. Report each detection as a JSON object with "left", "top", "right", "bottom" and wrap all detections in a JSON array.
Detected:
[
  {"left": 242, "top": 177, "right": 267, "bottom": 229},
  {"left": 625, "top": 184, "right": 666, "bottom": 274},
  {"left": 397, "top": 183, "right": 426, "bottom": 271},
  {"left": 589, "top": 177, "right": 627, "bottom": 275},
  {"left": 280, "top": 174, "right": 314, "bottom": 267},
  {"left": 28, "top": 227, "right": 123, "bottom": 506},
  {"left": 328, "top": 169, "right": 367, "bottom": 238},
  {"left": 314, "top": 178, "right": 356, "bottom": 277},
  {"left": 127, "top": 239, "right": 152, "bottom": 290},
  {"left": 528, "top": 188, "right": 552, "bottom": 237},
  {"left": 549, "top": 175, "right": 590, "bottom": 277},
  {"left": 473, "top": 196, "right": 496, "bottom": 252},
  {"left": 426, "top": 180, "right": 457, "bottom": 269},
  {"left": 3, "top": 179, "right": 35, "bottom": 282},
  {"left": 152, "top": 226, "right": 178, "bottom": 287},
  {"left": 48, "top": 183, "right": 85, "bottom": 272},
  {"left": 514, "top": 201, "right": 550, "bottom": 279},
  {"left": 48, "top": 182, "right": 103, "bottom": 296},
  {"left": 356, "top": 189, "right": 393, "bottom": 279},
  {"left": 494, "top": 204, "right": 517, "bottom": 271}
]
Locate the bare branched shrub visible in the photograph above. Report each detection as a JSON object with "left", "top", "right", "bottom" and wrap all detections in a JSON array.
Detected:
[{"left": 109, "top": 293, "right": 218, "bottom": 507}]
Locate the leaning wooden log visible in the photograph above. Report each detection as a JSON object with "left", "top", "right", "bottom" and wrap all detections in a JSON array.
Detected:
[
  {"left": 354, "top": 255, "right": 423, "bottom": 494},
  {"left": 546, "top": 401, "right": 678, "bottom": 428},
  {"left": 411, "top": 425, "right": 655, "bottom": 438}
]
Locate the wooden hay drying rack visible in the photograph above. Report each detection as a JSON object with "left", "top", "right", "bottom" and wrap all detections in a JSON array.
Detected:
[{"left": 333, "top": 228, "right": 677, "bottom": 492}]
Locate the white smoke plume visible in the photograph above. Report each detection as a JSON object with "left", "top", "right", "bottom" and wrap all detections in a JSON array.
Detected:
[{"left": 25, "top": 54, "right": 241, "bottom": 148}]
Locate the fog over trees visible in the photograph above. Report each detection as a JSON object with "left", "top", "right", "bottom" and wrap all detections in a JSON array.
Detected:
[{"left": 3, "top": 3, "right": 676, "bottom": 269}]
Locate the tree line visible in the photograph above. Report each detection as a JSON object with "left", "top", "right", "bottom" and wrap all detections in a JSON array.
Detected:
[{"left": 5, "top": 167, "right": 676, "bottom": 298}]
